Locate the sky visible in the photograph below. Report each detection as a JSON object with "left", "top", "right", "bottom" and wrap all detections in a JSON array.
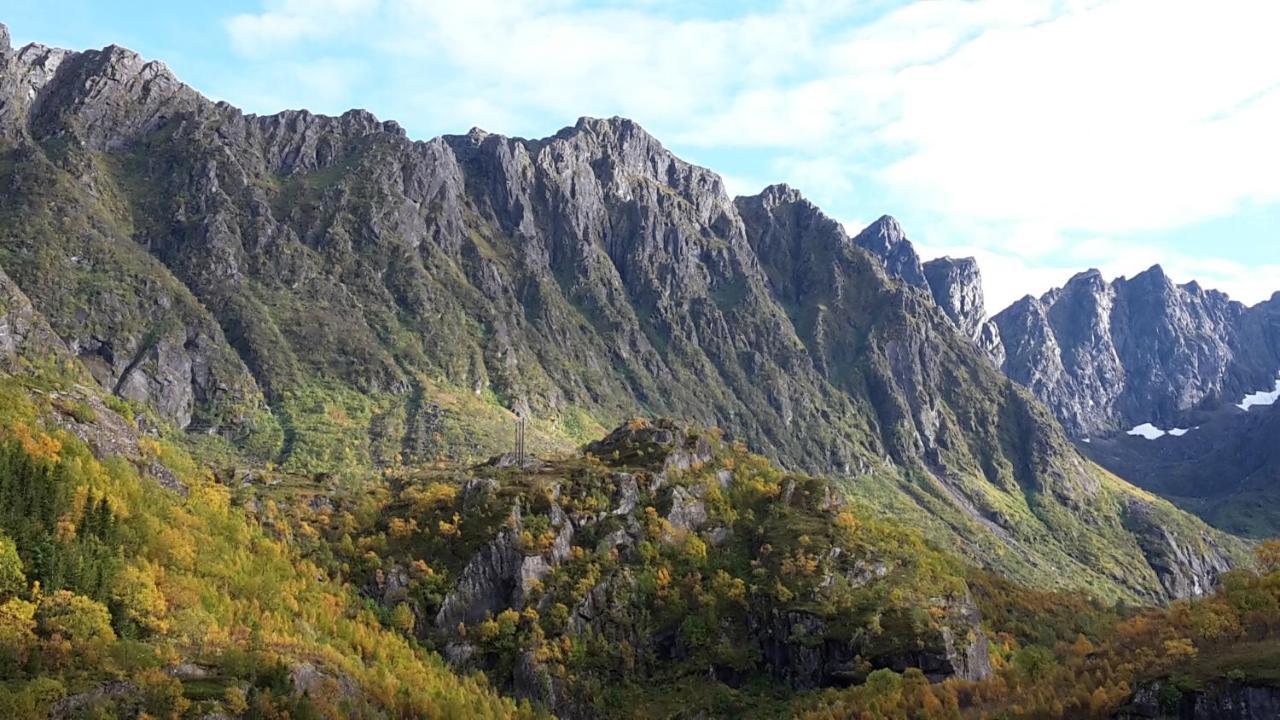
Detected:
[{"left": 5, "top": 0, "right": 1279, "bottom": 312}]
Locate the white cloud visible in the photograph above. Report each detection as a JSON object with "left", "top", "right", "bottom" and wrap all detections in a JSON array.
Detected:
[
  {"left": 880, "top": 0, "right": 1280, "bottom": 235},
  {"left": 217, "top": 0, "right": 1280, "bottom": 311},
  {"left": 226, "top": 0, "right": 379, "bottom": 56}
]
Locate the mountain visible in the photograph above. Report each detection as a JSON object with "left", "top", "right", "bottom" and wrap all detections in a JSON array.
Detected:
[
  {"left": 1081, "top": 396, "right": 1280, "bottom": 538},
  {"left": 994, "top": 266, "right": 1280, "bottom": 438},
  {"left": 0, "top": 23, "right": 1277, "bottom": 720},
  {"left": 0, "top": 26, "right": 1252, "bottom": 609},
  {"left": 850, "top": 216, "right": 1004, "bottom": 363},
  {"left": 990, "top": 266, "right": 1280, "bottom": 536}
]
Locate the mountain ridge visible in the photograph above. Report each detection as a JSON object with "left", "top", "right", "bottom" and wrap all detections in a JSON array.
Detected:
[{"left": 0, "top": 25, "right": 1250, "bottom": 605}]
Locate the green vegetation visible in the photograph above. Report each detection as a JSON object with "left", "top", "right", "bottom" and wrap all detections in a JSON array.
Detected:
[
  {"left": 0, "top": 368, "right": 540, "bottom": 718},
  {"left": 796, "top": 542, "right": 1280, "bottom": 719},
  {"left": 253, "top": 423, "right": 983, "bottom": 717}
]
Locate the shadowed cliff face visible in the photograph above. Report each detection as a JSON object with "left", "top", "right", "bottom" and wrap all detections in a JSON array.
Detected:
[
  {"left": 994, "top": 268, "right": 1280, "bottom": 438},
  {"left": 1117, "top": 680, "right": 1280, "bottom": 720},
  {"left": 0, "top": 26, "right": 1247, "bottom": 602}
]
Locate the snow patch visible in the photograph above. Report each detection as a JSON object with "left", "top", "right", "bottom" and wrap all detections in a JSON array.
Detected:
[
  {"left": 1125, "top": 424, "right": 1196, "bottom": 440},
  {"left": 1237, "top": 378, "right": 1280, "bottom": 411},
  {"left": 1127, "top": 423, "right": 1165, "bottom": 440}
]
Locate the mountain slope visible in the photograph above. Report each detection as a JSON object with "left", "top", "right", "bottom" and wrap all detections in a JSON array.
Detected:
[
  {"left": 0, "top": 265, "right": 539, "bottom": 719},
  {"left": 1081, "top": 400, "right": 1280, "bottom": 538},
  {"left": 0, "top": 28, "right": 1249, "bottom": 603}
]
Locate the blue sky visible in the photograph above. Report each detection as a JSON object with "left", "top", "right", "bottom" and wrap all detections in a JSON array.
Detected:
[{"left": 6, "top": 0, "right": 1279, "bottom": 311}]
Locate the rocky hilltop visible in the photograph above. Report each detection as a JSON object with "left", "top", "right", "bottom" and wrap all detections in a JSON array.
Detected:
[
  {"left": 337, "top": 419, "right": 995, "bottom": 716},
  {"left": 0, "top": 27, "right": 1248, "bottom": 602}
]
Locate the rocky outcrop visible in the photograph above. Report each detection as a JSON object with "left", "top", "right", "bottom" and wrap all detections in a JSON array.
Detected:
[
  {"left": 853, "top": 215, "right": 928, "bottom": 289},
  {"left": 994, "top": 266, "right": 1280, "bottom": 437},
  {"left": 1117, "top": 681, "right": 1280, "bottom": 719},
  {"left": 1122, "top": 499, "right": 1234, "bottom": 598},
  {"left": 756, "top": 594, "right": 991, "bottom": 690},
  {"left": 922, "top": 257, "right": 987, "bottom": 340},
  {"left": 405, "top": 427, "right": 998, "bottom": 715},
  {"left": 584, "top": 419, "right": 713, "bottom": 472}
]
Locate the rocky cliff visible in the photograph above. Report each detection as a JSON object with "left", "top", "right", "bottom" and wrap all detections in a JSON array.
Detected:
[
  {"left": 1117, "top": 680, "right": 1280, "bottom": 720},
  {"left": 850, "top": 215, "right": 1002, "bottom": 360},
  {"left": 994, "top": 267, "right": 1280, "bottom": 437}
]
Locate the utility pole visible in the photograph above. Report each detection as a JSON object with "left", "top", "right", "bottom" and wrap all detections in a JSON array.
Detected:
[{"left": 514, "top": 414, "right": 526, "bottom": 466}]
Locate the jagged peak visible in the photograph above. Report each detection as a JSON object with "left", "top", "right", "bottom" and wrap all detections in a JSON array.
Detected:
[
  {"left": 551, "top": 115, "right": 660, "bottom": 149},
  {"left": 0, "top": 23, "right": 10, "bottom": 54},
  {"left": 1132, "top": 263, "right": 1169, "bottom": 282},
  {"left": 852, "top": 216, "right": 915, "bottom": 258},
  {"left": 572, "top": 115, "right": 647, "bottom": 136},
  {"left": 860, "top": 214, "right": 905, "bottom": 241},
  {"left": 923, "top": 255, "right": 979, "bottom": 270},
  {"left": 1122, "top": 264, "right": 1177, "bottom": 294},
  {"left": 83, "top": 42, "right": 177, "bottom": 83},
  {"left": 745, "top": 183, "right": 809, "bottom": 209},
  {"left": 1000, "top": 293, "right": 1046, "bottom": 317},
  {"left": 1063, "top": 268, "right": 1106, "bottom": 289}
]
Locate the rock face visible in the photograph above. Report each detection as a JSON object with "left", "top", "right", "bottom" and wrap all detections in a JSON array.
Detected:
[
  {"left": 0, "top": 267, "right": 67, "bottom": 366},
  {"left": 1117, "top": 681, "right": 1280, "bottom": 720},
  {"left": 922, "top": 256, "right": 1004, "bottom": 364},
  {"left": 849, "top": 218, "right": 1003, "bottom": 363},
  {"left": 994, "top": 267, "right": 1280, "bottom": 437},
  {"left": 1121, "top": 499, "right": 1235, "bottom": 599},
  {"left": 0, "top": 266, "right": 184, "bottom": 491},
  {"left": 0, "top": 34, "right": 271, "bottom": 439},
  {"left": 923, "top": 257, "right": 987, "bottom": 340}
]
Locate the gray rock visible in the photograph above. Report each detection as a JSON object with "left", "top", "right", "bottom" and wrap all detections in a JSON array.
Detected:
[
  {"left": 1122, "top": 498, "right": 1233, "bottom": 599},
  {"left": 665, "top": 485, "right": 707, "bottom": 536},
  {"left": 610, "top": 472, "right": 639, "bottom": 515},
  {"left": 434, "top": 530, "right": 524, "bottom": 633},
  {"left": 994, "top": 266, "right": 1280, "bottom": 437},
  {"left": 753, "top": 590, "right": 992, "bottom": 689},
  {"left": 852, "top": 215, "right": 928, "bottom": 289},
  {"left": 1117, "top": 680, "right": 1280, "bottom": 720},
  {"left": 50, "top": 681, "right": 137, "bottom": 720},
  {"left": 922, "top": 256, "right": 989, "bottom": 341}
]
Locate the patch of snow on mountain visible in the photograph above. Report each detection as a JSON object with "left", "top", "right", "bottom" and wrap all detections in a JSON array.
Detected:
[
  {"left": 1237, "top": 379, "right": 1280, "bottom": 411},
  {"left": 1167, "top": 428, "right": 1191, "bottom": 437},
  {"left": 1127, "top": 423, "right": 1166, "bottom": 440}
]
